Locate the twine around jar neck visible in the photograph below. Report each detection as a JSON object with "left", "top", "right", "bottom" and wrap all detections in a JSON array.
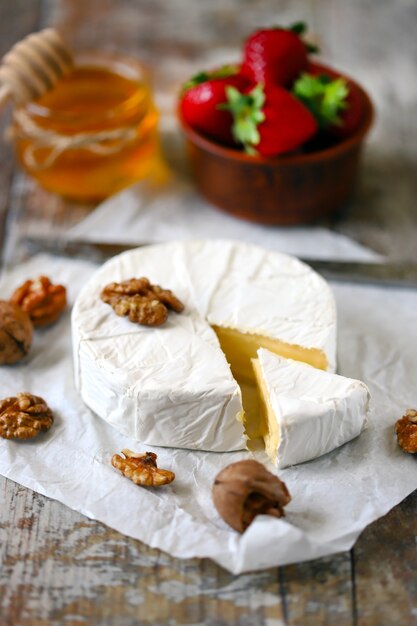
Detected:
[{"left": 7, "top": 108, "right": 141, "bottom": 170}]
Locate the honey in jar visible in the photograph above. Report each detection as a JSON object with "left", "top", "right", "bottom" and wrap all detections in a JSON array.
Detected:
[{"left": 10, "top": 53, "right": 162, "bottom": 201}]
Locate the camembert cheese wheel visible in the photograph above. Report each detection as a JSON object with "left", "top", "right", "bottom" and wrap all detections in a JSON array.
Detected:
[{"left": 72, "top": 240, "right": 337, "bottom": 451}]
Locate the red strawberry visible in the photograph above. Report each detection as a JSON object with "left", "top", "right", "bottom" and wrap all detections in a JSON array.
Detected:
[
  {"left": 222, "top": 83, "right": 318, "bottom": 157},
  {"left": 294, "top": 62, "right": 365, "bottom": 137},
  {"left": 330, "top": 83, "right": 364, "bottom": 138},
  {"left": 241, "top": 22, "right": 317, "bottom": 87},
  {"left": 179, "top": 67, "right": 250, "bottom": 145}
]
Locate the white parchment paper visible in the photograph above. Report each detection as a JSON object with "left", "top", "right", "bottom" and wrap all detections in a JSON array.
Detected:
[
  {"left": 68, "top": 176, "right": 379, "bottom": 262},
  {"left": 0, "top": 251, "right": 416, "bottom": 574}
]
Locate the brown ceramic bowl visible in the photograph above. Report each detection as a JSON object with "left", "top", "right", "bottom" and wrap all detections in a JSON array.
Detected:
[{"left": 178, "top": 67, "right": 374, "bottom": 225}]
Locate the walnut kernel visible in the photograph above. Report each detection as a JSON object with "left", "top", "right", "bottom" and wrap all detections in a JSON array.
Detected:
[
  {"left": 0, "top": 300, "right": 33, "bottom": 365},
  {"left": 111, "top": 449, "right": 175, "bottom": 486},
  {"left": 212, "top": 459, "right": 291, "bottom": 533},
  {"left": 395, "top": 409, "right": 417, "bottom": 454},
  {"left": 101, "top": 277, "right": 184, "bottom": 326},
  {"left": 10, "top": 275, "right": 67, "bottom": 327},
  {"left": 0, "top": 392, "right": 54, "bottom": 439}
]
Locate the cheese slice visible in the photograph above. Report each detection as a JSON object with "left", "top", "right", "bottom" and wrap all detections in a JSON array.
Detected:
[
  {"left": 252, "top": 349, "right": 370, "bottom": 468},
  {"left": 72, "top": 240, "right": 337, "bottom": 451}
]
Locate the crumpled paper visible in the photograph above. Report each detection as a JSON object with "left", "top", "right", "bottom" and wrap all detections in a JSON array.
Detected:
[
  {"left": 0, "top": 251, "right": 416, "bottom": 574},
  {"left": 68, "top": 176, "right": 379, "bottom": 262}
]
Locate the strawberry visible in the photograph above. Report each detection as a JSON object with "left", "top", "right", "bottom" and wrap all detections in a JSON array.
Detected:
[
  {"left": 222, "top": 83, "right": 318, "bottom": 157},
  {"left": 293, "top": 63, "right": 365, "bottom": 137},
  {"left": 241, "top": 22, "right": 318, "bottom": 87},
  {"left": 179, "top": 66, "right": 250, "bottom": 145}
]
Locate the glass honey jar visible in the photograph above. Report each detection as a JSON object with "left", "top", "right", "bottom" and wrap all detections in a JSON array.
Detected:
[{"left": 9, "top": 53, "right": 163, "bottom": 201}]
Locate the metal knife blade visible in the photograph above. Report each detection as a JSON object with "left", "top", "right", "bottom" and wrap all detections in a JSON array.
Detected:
[{"left": 22, "top": 235, "right": 417, "bottom": 288}]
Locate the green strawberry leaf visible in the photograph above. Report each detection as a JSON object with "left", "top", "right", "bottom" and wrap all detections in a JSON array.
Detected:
[
  {"left": 268, "top": 22, "right": 319, "bottom": 54},
  {"left": 290, "top": 21, "right": 319, "bottom": 54},
  {"left": 220, "top": 84, "right": 266, "bottom": 150},
  {"left": 306, "top": 42, "right": 319, "bottom": 53},
  {"left": 209, "top": 64, "right": 240, "bottom": 79},
  {"left": 290, "top": 21, "right": 307, "bottom": 35},
  {"left": 181, "top": 71, "right": 210, "bottom": 93},
  {"left": 293, "top": 73, "right": 349, "bottom": 127},
  {"left": 181, "top": 64, "right": 239, "bottom": 94},
  {"left": 250, "top": 83, "right": 266, "bottom": 110}
]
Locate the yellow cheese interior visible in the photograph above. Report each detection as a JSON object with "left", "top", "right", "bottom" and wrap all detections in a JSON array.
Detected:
[
  {"left": 239, "top": 380, "right": 263, "bottom": 439},
  {"left": 212, "top": 325, "right": 327, "bottom": 383},
  {"left": 252, "top": 357, "right": 280, "bottom": 462},
  {"left": 212, "top": 325, "right": 327, "bottom": 443}
]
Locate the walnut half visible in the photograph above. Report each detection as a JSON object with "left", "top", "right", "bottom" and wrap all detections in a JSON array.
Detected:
[
  {"left": 0, "top": 393, "right": 54, "bottom": 439},
  {"left": 10, "top": 275, "right": 67, "bottom": 327},
  {"left": 111, "top": 449, "right": 175, "bottom": 487},
  {"left": 395, "top": 409, "right": 417, "bottom": 454},
  {"left": 101, "top": 277, "right": 184, "bottom": 326}
]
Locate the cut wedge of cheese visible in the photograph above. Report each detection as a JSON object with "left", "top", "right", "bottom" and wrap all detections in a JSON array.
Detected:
[
  {"left": 72, "top": 240, "right": 337, "bottom": 451},
  {"left": 252, "top": 349, "right": 370, "bottom": 468}
]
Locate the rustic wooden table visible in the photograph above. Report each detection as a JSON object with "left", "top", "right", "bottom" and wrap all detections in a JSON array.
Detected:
[{"left": 1, "top": 1, "right": 416, "bottom": 625}]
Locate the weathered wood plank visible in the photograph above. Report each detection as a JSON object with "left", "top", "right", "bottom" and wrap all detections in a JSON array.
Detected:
[
  {"left": 0, "top": 477, "right": 286, "bottom": 626},
  {"left": 353, "top": 490, "right": 417, "bottom": 626},
  {"left": 281, "top": 553, "right": 355, "bottom": 626},
  {"left": 4, "top": 482, "right": 415, "bottom": 626}
]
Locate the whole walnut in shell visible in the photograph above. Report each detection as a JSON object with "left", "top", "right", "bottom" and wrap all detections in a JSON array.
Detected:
[
  {"left": 212, "top": 459, "right": 291, "bottom": 533},
  {"left": 0, "top": 300, "right": 33, "bottom": 365}
]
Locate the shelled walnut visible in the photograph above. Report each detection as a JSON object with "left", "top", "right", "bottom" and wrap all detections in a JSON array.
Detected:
[
  {"left": 101, "top": 277, "right": 184, "bottom": 326},
  {"left": 395, "top": 409, "right": 417, "bottom": 454},
  {"left": 111, "top": 449, "right": 175, "bottom": 486},
  {"left": 212, "top": 459, "right": 291, "bottom": 533},
  {"left": 0, "top": 300, "right": 33, "bottom": 365},
  {"left": 10, "top": 275, "right": 67, "bottom": 327},
  {"left": 0, "top": 392, "right": 54, "bottom": 439}
]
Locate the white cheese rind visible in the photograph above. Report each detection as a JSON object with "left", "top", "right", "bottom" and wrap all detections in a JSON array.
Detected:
[
  {"left": 257, "top": 349, "right": 370, "bottom": 468},
  {"left": 72, "top": 240, "right": 337, "bottom": 451},
  {"left": 74, "top": 311, "right": 244, "bottom": 451}
]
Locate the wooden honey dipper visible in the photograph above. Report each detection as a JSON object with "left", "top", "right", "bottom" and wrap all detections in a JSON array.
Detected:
[{"left": 0, "top": 28, "right": 73, "bottom": 106}]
